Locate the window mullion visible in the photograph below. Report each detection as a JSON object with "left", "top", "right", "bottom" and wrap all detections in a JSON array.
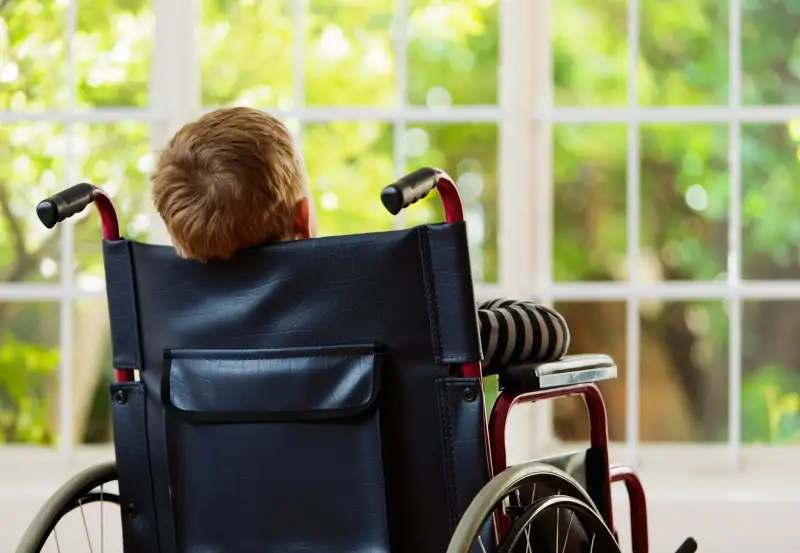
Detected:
[
  {"left": 498, "top": 0, "right": 554, "bottom": 461},
  {"left": 727, "top": 0, "right": 743, "bottom": 469},
  {"left": 148, "top": 0, "right": 200, "bottom": 244},
  {"left": 293, "top": 0, "right": 306, "bottom": 146},
  {"left": 58, "top": 0, "right": 79, "bottom": 460},
  {"left": 392, "top": 0, "right": 408, "bottom": 230},
  {"left": 625, "top": 0, "right": 642, "bottom": 466}
]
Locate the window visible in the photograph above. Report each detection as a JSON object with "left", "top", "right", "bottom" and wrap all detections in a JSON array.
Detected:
[
  {"left": 0, "top": 0, "right": 154, "bottom": 449},
  {"left": 1, "top": 0, "right": 798, "bottom": 471},
  {"left": 546, "top": 0, "right": 800, "bottom": 467},
  {"left": 0, "top": 0, "right": 501, "bottom": 453}
]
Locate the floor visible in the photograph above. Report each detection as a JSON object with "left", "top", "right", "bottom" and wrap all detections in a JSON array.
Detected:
[{"left": 1, "top": 445, "right": 796, "bottom": 552}]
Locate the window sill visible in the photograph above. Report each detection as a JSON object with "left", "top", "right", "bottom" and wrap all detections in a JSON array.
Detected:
[{"left": 2, "top": 442, "right": 798, "bottom": 493}]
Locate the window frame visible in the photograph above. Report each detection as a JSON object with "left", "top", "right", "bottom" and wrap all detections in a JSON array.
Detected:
[{"left": 2, "top": 0, "right": 799, "bottom": 472}]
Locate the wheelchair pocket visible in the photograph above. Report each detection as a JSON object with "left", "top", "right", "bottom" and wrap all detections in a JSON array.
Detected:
[{"left": 162, "top": 345, "right": 390, "bottom": 553}]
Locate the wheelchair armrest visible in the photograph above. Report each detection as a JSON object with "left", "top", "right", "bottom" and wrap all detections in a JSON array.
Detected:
[{"left": 498, "top": 354, "right": 617, "bottom": 393}]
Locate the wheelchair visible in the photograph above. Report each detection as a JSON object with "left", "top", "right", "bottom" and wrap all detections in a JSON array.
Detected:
[{"left": 16, "top": 168, "right": 697, "bottom": 553}]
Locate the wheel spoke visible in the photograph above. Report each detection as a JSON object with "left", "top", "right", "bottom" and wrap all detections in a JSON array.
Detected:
[
  {"left": 53, "top": 527, "right": 61, "bottom": 553},
  {"left": 100, "top": 484, "right": 105, "bottom": 553},
  {"left": 79, "top": 498, "right": 94, "bottom": 553},
  {"left": 450, "top": 464, "right": 619, "bottom": 553},
  {"left": 560, "top": 512, "right": 574, "bottom": 553},
  {"left": 555, "top": 490, "right": 560, "bottom": 553},
  {"left": 513, "top": 486, "right": 535, "bottom": 553},
  {"left": 524, "top": 524, "right": 532, "bottom": 553}
]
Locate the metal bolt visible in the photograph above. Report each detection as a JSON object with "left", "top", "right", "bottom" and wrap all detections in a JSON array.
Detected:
[
  {"left": 124, "top": 503, "right": 137, "bottom": 518},
  {"left": 115, "top": 390, "right": 127, "bottom": 405},
  {"left": 463, "top": 387, "right": 476, "bottom": 402}
]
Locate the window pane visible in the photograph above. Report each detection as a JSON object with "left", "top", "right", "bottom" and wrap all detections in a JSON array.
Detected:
[
  {"left": 741, "top": 124, "right": 800, "bottom": 280},
  {"left": 640, "top": 125, "right": 729, "bottom": 281},
  {"left": 640, "top": 300, "right": 728, "bottom": 442},
  {"left": 639, "top": 0, "right": 727, "bottom": 106},
  {"left": 305, "top": 0, "right": 394, "bottom": 107},
  {"left": 742, "top": 0, "right": 800, "bottom": 104},
  {"left": 554, "top": 124, "right": 626, "bottom": 282},
  {"left": 0, "top": 302, "right": 60, "bottom": 445},
  {"left": 304, "top": 122, "right": 394, "bottom": 236},
  {"left": 404, "top": 123, "right": 498, "bottom": 283},
  {"left": 73, "top": 123, "right": 153, "bottom": 291},
  {"left": 0, "top": 1, "right": 67, "bottom": 110},
  {"left": 742, "top": 301, "right": 800, "bottom": 444},
  {"left": 76, "top": 0, "right": 154, "bottom": 108},
  {"left": 554, "top": 0, "right": 627, "bottom": 106},
  {"left": 201, "top": 0, "right": 293, "bottom": 108},
  {"left": 0, "top": 123, "right": 65, "bottom": 283},
  {"left": 553, "top": 301, "right": 627, "bottom": 442},
  {"left": 75, "top": 297, "right": 114, "bottom": 444},
  {"left": 407, "top": 0, "right": 498, "bottom": 106}
]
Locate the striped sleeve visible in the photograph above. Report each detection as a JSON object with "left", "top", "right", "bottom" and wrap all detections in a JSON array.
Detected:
[{"left": 477, "top": 298, "right": 570, "bottom": 373}]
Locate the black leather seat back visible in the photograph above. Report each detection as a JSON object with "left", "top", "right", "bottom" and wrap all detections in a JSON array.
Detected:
[{"left": 104, "top": 222, "right": 489, "bottom": 553}]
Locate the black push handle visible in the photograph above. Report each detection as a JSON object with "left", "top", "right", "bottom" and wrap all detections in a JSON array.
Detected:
[
  {"left": 380, "top": 167, "right": 438, "bottom": 215},
  {"left": 36, "top": 183, "right": 96, "bottom": 229},
  {"left": 674, "top": 537, "right": 697, "bottom": 553}
]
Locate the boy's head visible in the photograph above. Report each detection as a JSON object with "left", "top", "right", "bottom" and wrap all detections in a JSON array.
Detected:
[{"left": 151, "top": 107, "right": 317, "bottom": 262}]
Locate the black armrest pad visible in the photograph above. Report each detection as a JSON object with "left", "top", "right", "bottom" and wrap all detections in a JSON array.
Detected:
[{"left": 498, "top": 354, "right": 617, "bottom": 392}]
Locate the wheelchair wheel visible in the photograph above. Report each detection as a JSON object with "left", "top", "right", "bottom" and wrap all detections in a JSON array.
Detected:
[
  {"left": 16, "top": 461, "right": 122, "bottom": 553},
  {"left": 446, "top": 462, "right": 621, "bottom": 553}
]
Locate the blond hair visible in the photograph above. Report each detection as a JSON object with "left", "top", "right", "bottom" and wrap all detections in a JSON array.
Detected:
[{"left": 151, "top": 107, "right": 305, "bottom": 262}]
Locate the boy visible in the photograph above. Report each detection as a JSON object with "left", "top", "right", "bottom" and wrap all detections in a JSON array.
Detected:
[{"left": 151, "top": 107, "right": 569, "bottom": 371}]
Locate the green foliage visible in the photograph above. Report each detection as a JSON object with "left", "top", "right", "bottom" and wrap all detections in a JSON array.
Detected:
[
  {"left": 0, "top": 333, "right": 58, "bottom": 444},
  {"left": 2, "top": 0, "right": 800, "bottom": 444},
  {"left": 742, "top": 365, "right": 800, "bottom": 444}
]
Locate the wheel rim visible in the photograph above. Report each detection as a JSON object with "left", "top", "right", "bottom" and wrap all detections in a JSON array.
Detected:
[
  {"left": 36, "top": 482, "right": 123, "bottom": 553},
  {"left": 497, "top": 495, "right": 620, "bottom": 553},
  {"left": 446, "top": 462, "right": 613, "bottom": 553},
  {"left": 17, "top": 462, "right": 121, "bottom": 553}
]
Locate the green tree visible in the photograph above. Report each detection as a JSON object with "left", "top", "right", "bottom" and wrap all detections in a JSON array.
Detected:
[{"left": 2, "top": 0, "right": 799, "bottom": 444}]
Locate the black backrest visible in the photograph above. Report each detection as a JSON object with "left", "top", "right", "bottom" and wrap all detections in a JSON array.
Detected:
[{"left": 104, "top": 222, "right": 489, "bottom": 553}]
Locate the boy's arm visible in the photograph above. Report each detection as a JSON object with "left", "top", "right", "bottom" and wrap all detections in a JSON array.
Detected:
[{"left": 477, "top": 299, "right": 570, "bottom": 372}]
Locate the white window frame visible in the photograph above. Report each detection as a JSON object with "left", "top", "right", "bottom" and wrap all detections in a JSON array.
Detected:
[
  {"left": 524, "top": 0, "right": 800, "bottom": 472},
  {"left": 2, "top": 0, "right": 800, "bottom": 475}
]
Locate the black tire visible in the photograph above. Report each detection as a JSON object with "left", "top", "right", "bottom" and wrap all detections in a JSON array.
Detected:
[
  {"left": 446, "top": 462, "right": 618, "bottom": 553},
  {"left": 16, "top": 461, "right": 119, "bottom": 553}
]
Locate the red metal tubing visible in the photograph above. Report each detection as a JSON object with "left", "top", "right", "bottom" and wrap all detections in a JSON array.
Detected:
[
  {"left": 488, "top": 383, "right": 614, "bottom": 533},
  {"left": 91, "top": 188, "right": 133, "bottom": 383},
  {"left": 93, "top": 188, "right": 120, "bottom": 241},
  {"left": 488, "top": 391, "right": 514, "bottom": 477},
  {"left": 611, "top": 464, "right": 649, "bottom": 553},
  {"left": 433, "top": 169, "right": 464, "bottom": 224}
]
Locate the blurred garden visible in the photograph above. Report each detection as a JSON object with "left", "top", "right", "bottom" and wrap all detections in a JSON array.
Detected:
[{"left": 1, "top": 0, "right": 799, "bottom": 445}]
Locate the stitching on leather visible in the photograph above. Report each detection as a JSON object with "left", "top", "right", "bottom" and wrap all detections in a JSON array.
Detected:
[
  {"left": 436, "top": 378, "right": 458, "bottom": 531},
  {"left": 137, "top": 383, "right": 169, "bottom": 551},
  {"left": 168, "top": 353, "right": 368, "bottom": 362},
  {"left": 446, "top": 381, "right": 463, "bottom": 520},
  {"left": 113, "top": 382, "right": 163, "bottom": 551},
  {"left": 419, "top": 227, "right": 444, "bottom": 363},
  {"left": 123, "top": 241, "right": 143, "bottom": 370},
  {"left": 106, "top": 244, "right": 136, "bottom": 369},
  {"left": 447, "top": 225, "right": 479, "bottom": 364},
  {"left": 428, "top": 224, "right": 477, "bottom": 365}
]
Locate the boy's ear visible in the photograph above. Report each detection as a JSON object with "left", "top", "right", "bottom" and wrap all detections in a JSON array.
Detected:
[{"left": 294, "top": 197, "right": 311, "bottom": 239}]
